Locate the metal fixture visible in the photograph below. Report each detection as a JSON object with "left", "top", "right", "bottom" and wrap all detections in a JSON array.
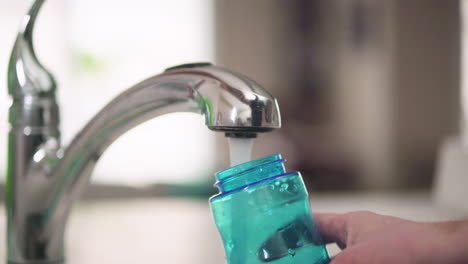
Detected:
[{"left": 6, "top": 1, "right": 281, "bottom": 263}]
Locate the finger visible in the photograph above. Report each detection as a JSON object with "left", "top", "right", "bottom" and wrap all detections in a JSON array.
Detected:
[{"left": 313, "top": 213, "right": 348, "bottom": 248}]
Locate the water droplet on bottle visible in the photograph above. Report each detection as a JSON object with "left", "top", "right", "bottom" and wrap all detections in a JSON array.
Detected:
[
  {"left": 280, "top": 183, "right": 289, "bottom": 192},
  {"left": 227, "top": 240, "right": 235, "bottom": 250},
  {"left": 291, "top": 184, "right": 298, "bottom": 192}
]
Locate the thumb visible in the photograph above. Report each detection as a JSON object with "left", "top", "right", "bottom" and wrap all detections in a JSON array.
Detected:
[{"left": 313, "top": 213, "right": 348, "bottom": 249}]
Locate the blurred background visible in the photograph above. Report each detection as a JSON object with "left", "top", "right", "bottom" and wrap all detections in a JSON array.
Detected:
[{"left": 0, "top": 0, "right": 466, "bottom": 263}]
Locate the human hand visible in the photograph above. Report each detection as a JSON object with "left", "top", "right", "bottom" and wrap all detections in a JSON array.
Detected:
[{"left": 314, "top": 211, "right": 468, "bottom": 264}]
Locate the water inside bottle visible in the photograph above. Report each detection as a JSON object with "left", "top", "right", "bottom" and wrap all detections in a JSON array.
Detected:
[{"left": 228, "top": 137, "right": 254, "bottom": 166}]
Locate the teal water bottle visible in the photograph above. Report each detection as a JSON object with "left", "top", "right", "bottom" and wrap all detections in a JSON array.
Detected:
[{"left": 210, "top": 154, "right": 330, "bottom": 264}]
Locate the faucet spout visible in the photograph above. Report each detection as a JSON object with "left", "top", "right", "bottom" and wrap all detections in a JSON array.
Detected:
[
  {"left": 51, "top": 63, "right": 282, "bottom": 215},
  {"left": 6, "top": 2, "right": 281, "bottom": 264}
]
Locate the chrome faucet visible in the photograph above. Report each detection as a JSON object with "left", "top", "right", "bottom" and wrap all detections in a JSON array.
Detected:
[{"left": 5, "top": 1, "right": 281, "bottom": 263}]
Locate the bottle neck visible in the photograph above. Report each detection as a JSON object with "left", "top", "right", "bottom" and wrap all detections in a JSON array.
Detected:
[{"left": 215, "top": 154, "right": 286, "bottom": 193}]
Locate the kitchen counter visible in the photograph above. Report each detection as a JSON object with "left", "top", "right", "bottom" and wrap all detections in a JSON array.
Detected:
[{"left": 0, "top": 192, "right": 464, "bottom": 263}]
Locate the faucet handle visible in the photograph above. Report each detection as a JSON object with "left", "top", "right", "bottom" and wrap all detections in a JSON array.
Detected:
[
  {"left": 8, "top": 0, "right": 56, "bottom": 99},
  {"left": 7, "top": 0, "right": 60, "bottom": 143}
]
